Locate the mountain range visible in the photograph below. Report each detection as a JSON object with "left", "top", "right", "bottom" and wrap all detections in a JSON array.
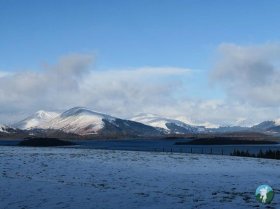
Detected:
[
  {"left": 10, "top": 107, "right": 162, "bottom": 137},
  {"left": 1, "top": 106, "right": 280, "bottom": 138},
  {"left": 130, "top": 113, "right": 206, "bottom": 134}
]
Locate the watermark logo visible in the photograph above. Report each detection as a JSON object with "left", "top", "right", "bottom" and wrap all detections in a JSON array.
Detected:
[{"left": 255, "top": 184, "right": 274, "bottom": 204}]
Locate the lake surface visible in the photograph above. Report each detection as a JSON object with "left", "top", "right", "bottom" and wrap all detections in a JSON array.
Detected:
[
  {"left": 74, "top": 139, "right": 280, "bottom": 155},
  {"left": 0, "top": 138, "right": 279, "bottom": 156}
]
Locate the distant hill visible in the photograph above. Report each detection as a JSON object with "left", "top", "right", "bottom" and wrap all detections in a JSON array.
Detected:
[
  {"left": 130, "top": 113, "right": 204, "bottom": 134},
  {"left": 251, "top": 119, "right": 280, "bottom": 134}
]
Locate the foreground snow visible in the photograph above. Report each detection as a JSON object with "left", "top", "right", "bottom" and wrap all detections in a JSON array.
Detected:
[{"left": 0, "top": 147, "right": 279, "bottom": 209}]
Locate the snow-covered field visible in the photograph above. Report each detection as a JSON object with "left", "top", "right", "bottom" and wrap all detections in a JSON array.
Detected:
[{"left": 0, "top": 146, "right": 279, "bottom": 209}]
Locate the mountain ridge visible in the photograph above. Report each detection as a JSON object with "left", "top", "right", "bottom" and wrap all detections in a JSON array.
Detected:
[
  {"left": 17, "top": 107, "right": 162, "bottom": 137},
  {"left": 2, "top": 107, "right": 280, "bottom": 137},
  {"left": 130, "top": 113, "right": 204, "bottom": 134}
]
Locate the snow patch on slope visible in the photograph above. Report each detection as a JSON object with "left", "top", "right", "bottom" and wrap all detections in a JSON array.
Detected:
[
  {"left": 130, "top": 113, "right": 170, "bottom": 130},
  {"left": 13, "top": 110, "right": 59, "bottom": 130},
  {"left": 0, "top": 125, "right": 8, "bottom": 133},
  {"left": 274, "top": 118, "right": 280, "bottom": 126},
  {"left": 130, "top": 113, "right": 197, "bottom": 133},
  {"left": 42, "top": 107, "right": 116, "bottom": 135},
  {"left": 174, "top": 116, "right": 218, "bottom": 129}
]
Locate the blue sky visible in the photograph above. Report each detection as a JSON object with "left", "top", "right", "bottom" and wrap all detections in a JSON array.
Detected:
[
  {"left": 1, "top": 0, "right": 280, "bottom": 125},
  {"left": 2, "top": 0, "right": 280, "bottom": 70}
]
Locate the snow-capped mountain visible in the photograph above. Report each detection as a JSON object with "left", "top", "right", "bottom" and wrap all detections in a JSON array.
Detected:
[
  {"left": 0, "top": 124, "right": 22, "bottom": 135},
  {"left": 251, "top": 119, "right": 280, "bottom": 133},
  {"left": 130, "top": 113, "right": 202, "bottom": 134},
  {"left": 233, "top": 118, "right": 252, "bottom": 127},
  {"left": 173, "top": 116, "right": 218, "bottom": 129},
  {"left": 11, "top": 107, "right": 280, "bottom": 137},
  {"left": 0, "top": 124, "right": 9, "bottom": 133},
  {"left": 13, "top": 110, "right": 60, "bottom": 130},
  {"left": 39, "top": 107, "right": 161, "bottom": 136},
  {"left": 40, "top": 107, "right": 114, "bottom": 135}
]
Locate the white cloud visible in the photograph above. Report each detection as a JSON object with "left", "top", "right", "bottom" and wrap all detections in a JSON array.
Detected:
[
  {"left": 0, "top": 71, "right": 12, "bottom": 78},
  {"left": 211, "top": 43, "right": 280, "bottom": 107},
  {"left": 1, "top": 49, "right": 280, "bottom": 126},
  {"left": 0, "top": 54, "right": 192, "bottom": 124}
]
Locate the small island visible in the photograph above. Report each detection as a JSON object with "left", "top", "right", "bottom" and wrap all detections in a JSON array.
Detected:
[{"left": 18, "top": 138, "right": 75, "bottom": 147}]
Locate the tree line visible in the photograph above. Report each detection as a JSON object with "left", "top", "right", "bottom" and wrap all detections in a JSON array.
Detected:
[{"left": 231, "top": 149, "right": 280, "bottom": 160}]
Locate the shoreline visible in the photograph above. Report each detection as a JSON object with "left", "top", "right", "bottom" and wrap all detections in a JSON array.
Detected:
[{"left": 0, "top": 138, "right": 279, "bottom": 160}]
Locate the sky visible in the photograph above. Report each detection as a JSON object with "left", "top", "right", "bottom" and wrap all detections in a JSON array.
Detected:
[{"left": 1, "top": 0, "right": 280, "bottom": 126}]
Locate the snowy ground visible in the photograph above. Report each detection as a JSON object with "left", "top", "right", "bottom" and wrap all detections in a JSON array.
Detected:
[{"left": 0, "top": 146, "right": 279, "bottom": 209}]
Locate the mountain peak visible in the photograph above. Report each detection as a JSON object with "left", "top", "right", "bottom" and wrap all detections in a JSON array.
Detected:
[
  {"left": 0, "top": 124, "right": 7, "bottom": 132},
  {"left": 34, "top": 110, "right": 59, "bottom": 119},
  {"left": 61, "top": 107, "right": 92, "bottom": 117},
  {"left": 274, "top": 118, "right": 280, "bottom": 126},
  {"left": 13, "top": 110, "right": 59, "bottom": 130},
  {"left": 130, "top": 113, "right": 199, "bottom": 134},
  {"left": 60, "top": 107, "right": 112, "bottom": 119}
]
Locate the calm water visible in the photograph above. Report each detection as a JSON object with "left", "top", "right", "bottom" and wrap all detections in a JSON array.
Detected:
[
  {"left": 0, "top": 138, "right": 279, "bottom": 156},
  {"left": 73, "top": 139, "right": 280, "bottom": 155}
]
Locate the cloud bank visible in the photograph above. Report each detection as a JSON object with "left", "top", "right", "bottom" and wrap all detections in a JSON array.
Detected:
[
  {"left": 0, "top": 54, "right": 193, "bottom": 123},
  {"left": 1, "top": 44, "right": 280, "bottom": 126},
  {"left": 211, "top": 43, "right": 280, "bottom": 107}
]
